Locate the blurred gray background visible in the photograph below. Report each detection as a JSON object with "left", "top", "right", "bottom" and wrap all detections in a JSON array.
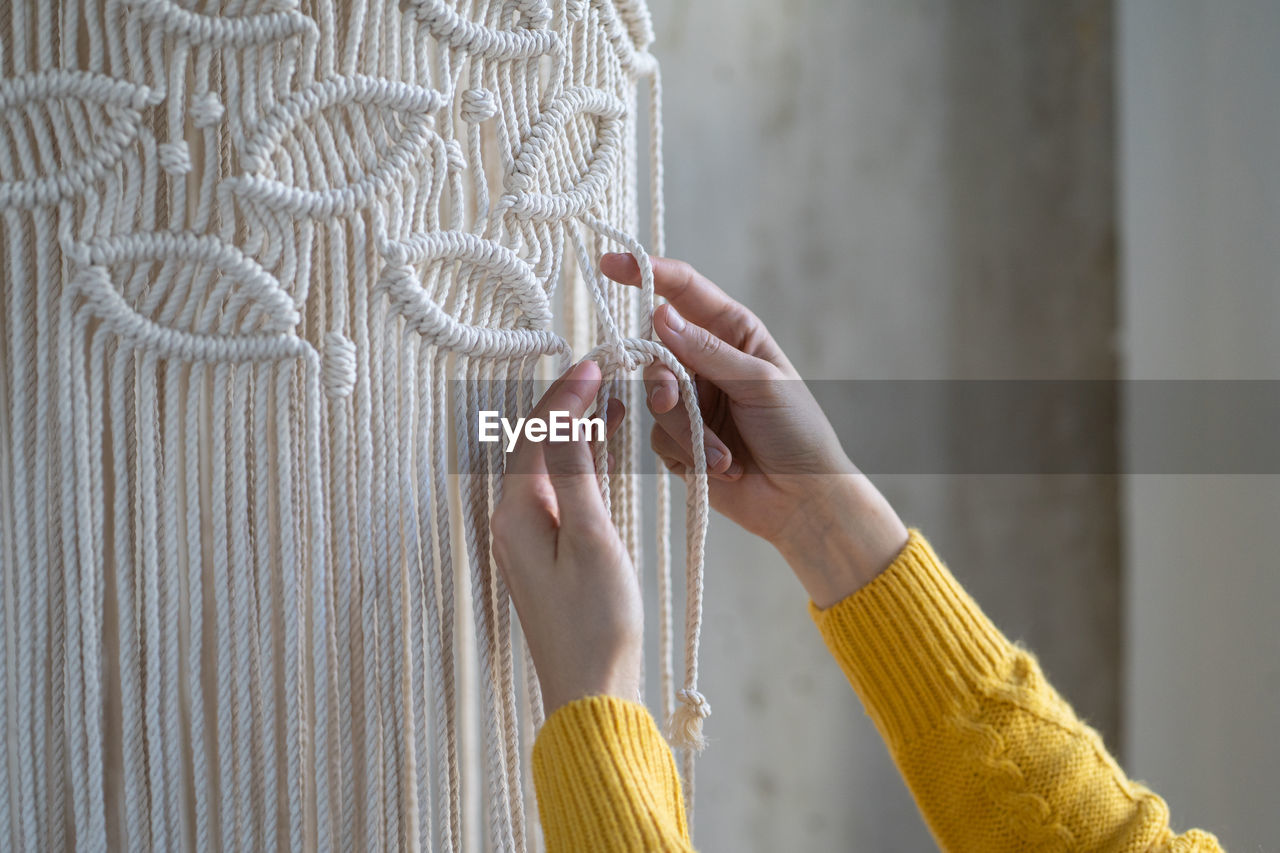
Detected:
[{"left": 637, "top": 1, "right": 1280, "bottom": 850}]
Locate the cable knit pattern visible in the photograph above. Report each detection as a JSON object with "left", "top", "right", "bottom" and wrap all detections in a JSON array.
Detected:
[
  {"left": 809, "top": 530, "right": 1225, "bottom": 852},
  {"left": 530, "top": 531, "right": 1225, "bottom": 852}
]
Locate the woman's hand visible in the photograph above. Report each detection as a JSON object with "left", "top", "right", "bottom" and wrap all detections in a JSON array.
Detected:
[
  {"left": 490, "top": 360, "right": 643, "bottom": 716},
  {"left": 601, "top": 253, "right": 909, "bottom": 607}
]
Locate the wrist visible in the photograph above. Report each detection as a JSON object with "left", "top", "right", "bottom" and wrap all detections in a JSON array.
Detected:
[
  {"left": 538, "top": 647, "right": 642, "bottom": 717},
  {"left": 773, "top": 474, "right": 908, "bottom": 609}
]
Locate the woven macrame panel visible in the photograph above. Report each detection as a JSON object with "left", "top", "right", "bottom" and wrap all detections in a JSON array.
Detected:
[{"left": 0, "top": 0, "right": 710, "bottom": 849}]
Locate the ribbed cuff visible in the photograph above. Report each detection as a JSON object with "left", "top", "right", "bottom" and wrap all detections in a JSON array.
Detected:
[
  {"left": 532, "top": 695, "right": 689, "bottom": 852},
  {"left": 809, "top": 529, "right": 1015, "bottom": 747}
]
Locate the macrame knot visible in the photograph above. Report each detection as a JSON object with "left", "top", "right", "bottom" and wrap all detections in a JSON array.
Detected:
[
  {"left": 461, "top": 87, "right": 498, "bottom": 123},
  {"left": 508, "top": 168, "right": 536, "bottom": 193},
  {"left": 516, "top": 0, "right": 552, "bottom": 27},
  {"left": 190, "top": 93, "right": 225, "bottom": 128},
  {"left": 566, "top": 0, "right": 587, "bottom": 22},
  {"left": 322, "top": 331, "right": 357, "bottom": 398},
  {"left": 668, "top": 688, "right": 711, "bottom": 752},
  {"left": 445, "top": 139, "right": 467, "bottom": 171},
  {"left": 602, "top": 340, "right": 637, "bottom": 373},
  {"left": 158, "top": 141, "right": 192, "bottom": 175},
  {"left": 379, "top": 263, "right": 417, "bottom": 308}
]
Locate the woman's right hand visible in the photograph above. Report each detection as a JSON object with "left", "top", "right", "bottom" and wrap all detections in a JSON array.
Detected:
[{"left": 601, "top": 253, "right": 909, "bottom": 606}]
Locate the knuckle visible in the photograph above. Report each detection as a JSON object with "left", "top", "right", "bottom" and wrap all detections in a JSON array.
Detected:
[
  {"left": 546, "top": 467, "right": 589, "bottom": 492},
  {"left": 731, "top": 305, "right": 763, "bottom": 337},
  {"left": 668, "top": 259, "right": 698, "bottom": 291}
]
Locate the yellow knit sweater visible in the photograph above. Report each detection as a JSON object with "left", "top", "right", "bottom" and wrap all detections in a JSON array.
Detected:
[{"left": 531, "top": 531, "right": 1224, "bottom": 852}]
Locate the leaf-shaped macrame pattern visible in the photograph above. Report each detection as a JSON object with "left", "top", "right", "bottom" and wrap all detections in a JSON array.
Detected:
[
  {"left": 0, "top": 71, "right": 161, "bottom": 209},
  {"left": 227, "top": 76, "right": 449, "bottom": 218},
  {"left": 404, "top": 0, "right": 559, "bottom": 59},
  {"left": 377, "top": 231, "right": 567, "bottom": 359},
  {"left": 67, "top": 232, "right": 304, "bottom": 362},
  {"left": 502, "top": 86, "right": 626, "bottom": 221},
  {"left": 124, "top": 0, "right": 316, "bottom": 47}
]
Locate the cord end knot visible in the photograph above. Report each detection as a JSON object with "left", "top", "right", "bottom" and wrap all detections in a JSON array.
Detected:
[{"left": 668, "top": 688, "right": 710, "bottom": 752}]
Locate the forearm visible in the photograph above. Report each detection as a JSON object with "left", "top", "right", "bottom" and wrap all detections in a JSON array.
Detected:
[{"left": 809, "top": 531, "right": 1222, "bottom": 852}]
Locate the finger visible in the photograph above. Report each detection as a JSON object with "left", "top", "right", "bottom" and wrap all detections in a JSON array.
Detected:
[
  {"left": 543, "top": 427, "right": 609, "bottom": 530},
  {"left": 653, "top": 303, "right": 778, "bottom": 400},
  {"left": 643, "top": 358, "right": 736, "bottom": 475},
  {"left": 601, "top": 253, "right": 739, "bottom": 330},
  {"left": 505, "top": 360, "right": 602, "bottom": 479},
  {"left": 658, "top": 454, "right": 687, "bottom": 477},
  {"left": 603, "top": 397, "right": 625, "bottom": 441},
  {"left": 603, "top": 254, "right": 793, "bottom": 371},
  {"left": 650, "top": 419, "right": 742, "bottom": 481},
  {"left": 650, "top": 423, "right": 694, "bottom": 470},
  {"left": 642, "top": 362, "right": 679, "bottom": 415},
  {"left": 647, "top": 384, "right": 734, "bottom": 475}
]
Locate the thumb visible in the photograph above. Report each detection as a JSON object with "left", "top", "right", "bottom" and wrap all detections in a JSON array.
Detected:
[
  {"left": 543, "top": 429, "right": 609, "bottom": 531},
  {"left": 654, "top": 303, "right": 778, "bottom": 399}
]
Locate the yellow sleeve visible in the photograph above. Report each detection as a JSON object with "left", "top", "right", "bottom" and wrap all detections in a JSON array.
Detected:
[
  {"left": 810, "top": 529, "right": 1224, "bottom": 853},
  {"left": 531, "top": 694, "right": 694, "bottom": 852}
]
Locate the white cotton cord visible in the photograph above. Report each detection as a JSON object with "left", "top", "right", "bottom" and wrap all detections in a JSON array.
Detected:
[
  {"left": 583, "top": 339, "right": 711, "bottom": 758},
  {"left": 401, "top": 334, "right": 433, "bottom": 853},
  {"left": 30, "top": 209, "right": 59, "bottom": 850},
  {"left": 430, "top": 350, "right": 462, "bottom": 853},
  {"left": 375, "top": 304, "right": 408, "bottom": 850},
  {"left": 492, "top": 356, "right": 528, "bottom": 853},
  {"left": 369, "top": 294, "right": 404, "bottom": 849},
  {"left": 326, "top": 226, "right": 358, "bottom": 853},
  {"left": 212, "top": 363, "right": 237, "bottom": 851},
  {"left": 655, "top": 464, "right": 675, "bottom": 727},
  {"left": 227, "top": 365, "right": 257, "bottom": 850},
  {"left": 185, "top": 364, "right": 211, "bottom": 853},
  {"left": 645, "top": 52, "right": 675, "bottom": 737},
  {"left": 276, "top": 362, "right": 305, "bottom": 853},
  {"left": 59, "top": 243, "right": 105, "bottom": 852},
  {"left": 111, "top": 345, "right": 148, "bottom": 849},
  {"left": 8, "top": 209, "right": 39, "bottom": 851},
  {"left": 455, "top": 357, "right": 516, "bottom": 853},
  {"left": 354, "top": 216, "right": 387, "bottom": 852},
  {"left": 1, "top": 286, "right": 11, "bottom": 851},
  {"left": 137, "top": 351, "right": 170, "bottom": 849},
  {"left": 159, "top": 359, "right": 185, "bottom": 851},
  {"left": 303, "top": 354, "right": 334, "bottom": 853},
  {"left": 250, "top": 365, "right": 280, "bottom": 851}
]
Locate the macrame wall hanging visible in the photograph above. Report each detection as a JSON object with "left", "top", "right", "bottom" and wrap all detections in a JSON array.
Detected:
[{"left": 0, "top": 0, "right": 712, "bottom": 849}]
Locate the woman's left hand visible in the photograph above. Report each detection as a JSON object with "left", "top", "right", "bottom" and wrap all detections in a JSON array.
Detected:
[{"left": 490, "top": 360, "right": 641, "bottom": 716}]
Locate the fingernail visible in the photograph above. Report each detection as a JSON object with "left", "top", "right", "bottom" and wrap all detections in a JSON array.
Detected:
[
  {"left": 706, "top": 447, "right": 724, "bottom": 470},
  {"left": 647, "top": 383, "right": 668, "bottom": 410},
  {"left": 664, "top": 304, "right": 686, "bottom": 334}
]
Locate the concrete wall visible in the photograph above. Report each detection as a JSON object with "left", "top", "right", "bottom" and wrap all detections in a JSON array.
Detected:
[
  {"left": 1119, "top": 1, "right": 1280, "bottom": 848},
  {"left": 643, "top": 2, "right": 1120, "bottom": 849}
]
